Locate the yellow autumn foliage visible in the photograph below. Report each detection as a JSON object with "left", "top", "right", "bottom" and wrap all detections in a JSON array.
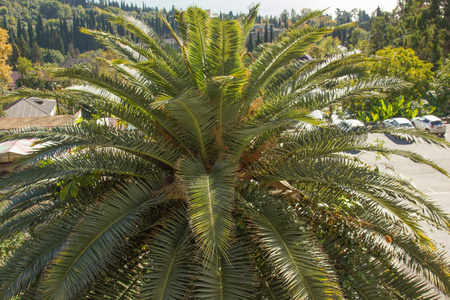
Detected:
[{"left": 0, "top": 28, "right": 12, "bottom": 90}]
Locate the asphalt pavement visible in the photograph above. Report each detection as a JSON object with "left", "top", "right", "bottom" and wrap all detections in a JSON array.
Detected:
[{"left": 359, "top": 132, "right": 450, "bottom": 258}]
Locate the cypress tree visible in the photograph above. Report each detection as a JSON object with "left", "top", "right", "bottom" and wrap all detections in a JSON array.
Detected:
[
  {"left": 8, "top": 25, "right": 14, "bottom": 42},
  {"left": 55, "top": 34, "right": 65, "bottom": 54},
  {"left": 72, "top": 15, "right": 78, "bottom": 50},
  {"left": 270, "top": 25, "right": 273, "bottom": 42},
  {"left": 36, "top": 15, "right": 44, "bottom": 47},
  {"left": 1, "top": 16, "right": 7, "bottom": 29},
  {"left": 43, "top": 24, "right": 51, "bottom": 49},
  {"left": 264, "top": 22, "right": 268, "bottom": 43},
  {"left": 256, "top": 31, "right": 260, "bottom": 46},
  {"left": 22, "top": 23, "right": 29, "bottom": 44},
  {"left": 16, "top": 21, "right": 22, "bottom": 39},
  {"left": 17, "top": 35, "right": 30, "bottom": 59},
  {"left": 60, "top": 18, "right": 70, "bottom": 52},
  {"left": 9, "top": 43, "right": 20, "bottom": 68},
  {"left": 31, "top": 42, "right": 43, "bottom": 64},
  {"left": 247, "top": 35, "right": 254, "bottom": 52},
  {"left": 27, "top": 20, "right": 34, "bottom": 47}
]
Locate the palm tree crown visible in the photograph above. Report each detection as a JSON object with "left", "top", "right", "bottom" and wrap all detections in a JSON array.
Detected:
[{"left": 1, "top": 5, "right": 450, "bottom": 299}]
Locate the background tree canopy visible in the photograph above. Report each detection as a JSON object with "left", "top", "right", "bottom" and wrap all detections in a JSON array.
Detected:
[
  {"left": 367, "top": 46, "right": 434, "bottom": 100},
  {"left": 39, "top": 1, "right": 72, "bottom": 20}
]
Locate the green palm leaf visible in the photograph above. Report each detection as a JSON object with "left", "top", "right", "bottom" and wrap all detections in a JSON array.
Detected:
[
  {"left": 0, "top": 222, "right": 72, "bottom": 300},
  {"left": 239, "top": 192, "right": 343, "bottom": 299},
  {"left": 141, "top": 206, "right": 194, "bottom": 300},
  {"left": 179, "top": 158, "right": 235, "bottom": 262},
  {"left": 242, "top": 25, "right": 335, "bottom": 115},
  {"left": 165, "top": 90, "right": 215, "bottom": 161},
  {"left": 240, "top": 4, "right": 259, "bottom": 50},
  {"left": 42, "top": 179, "right": 165, "bottom": 299},
  {"left": 195, "top": 237, "right": 257, "bottom": 299},
  {"left": 184, "top": 6, "right": 209, "bottom": 86}
]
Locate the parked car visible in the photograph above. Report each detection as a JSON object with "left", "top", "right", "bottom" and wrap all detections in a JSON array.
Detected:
[
  {"left": 337, "top": 119, "right": 368, "bottom": 140},
  {"left": 411, "top": 115, "right": 446, "bottom": 136},
  {"left": 288, "top": 110, "right": 326, "bottom": 133},
  {"left": 338, "top": 119, "right": 365, "bottom": 129},
  {"left": 308, "top": 110, "right": 328, "bottom": 120},
  {"left": 383, "top": 118, "right": 415, "bottom": 130}
]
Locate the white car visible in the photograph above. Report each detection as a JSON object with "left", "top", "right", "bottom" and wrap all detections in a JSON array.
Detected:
[
  {"left": 383, "top": 118, "right": 415, "bottom": 130},
  {"left": 337, "top": 119, "right": 367, "bottom": 140},
  {"left": 338, "top": 119, "right": 365, "bottom": 130},
  {"left": 411, "top": 115, "right": 446, "bottom": 136},
  {"left": 308, "top": 110, "right": 328, "bottom": 120}
]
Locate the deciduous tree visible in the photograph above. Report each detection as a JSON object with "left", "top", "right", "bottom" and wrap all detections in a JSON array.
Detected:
[
  {"left": 368, "top": 46, "right": 434, "bottom": 100},
  {"left": 0, "top": 28, "right": 12, "bottom": 90}
]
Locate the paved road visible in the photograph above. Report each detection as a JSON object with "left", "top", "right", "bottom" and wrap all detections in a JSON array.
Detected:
[{"left": 359, "top": 132, "right": 450, "bottom": 258}]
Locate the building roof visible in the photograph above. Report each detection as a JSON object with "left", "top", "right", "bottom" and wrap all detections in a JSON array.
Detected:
[
  {"left": 4, "top": 97, "right": 57, "bottom": 118},
  {"left": 0, "top": 139, "right": 35, "bottom": 156},
  {"left": 0, "top": 113, "right": 79, "bottom": 131}
]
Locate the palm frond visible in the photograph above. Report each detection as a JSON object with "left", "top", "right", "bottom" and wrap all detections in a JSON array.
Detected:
[
  {"left": 0, "top": 147, "right": 159, "bottom": 193},
  {"left": 141, "top": 206, "right": 194, "bottom": 299},
  {"left": 258, "top": 157, "right": 437, "bottom": 243},
  {"left": 207, "top": 18, "right": 244, "bottom": 77},
  {"left": 195, "top": 236, "right": 257, "bottom": 299},
  {"left": 238, "top": 188, "right": 343, "bottom": 299},
  {"left": 80, "top": 28, "right": 150, "bottom": 63},
  {"left": 41, "top": 178, "right": 165, "bottom": 299},
  {"left": 101, "top": 10, "right": 186, "bottom": 77},
  {"left": 165, "top": 90, "right": 215, "bottom": 161},
  {"left": 179, "top": 158, "right": 235, "bottom": 263},
  {"left": 0, "top": 187, "right": 56, "bottom": 238},
  {"left": 183, "top": 6, "right": 209, "bottom": 86},
  {"left": 241, "top": 25, "right": 335, "bottom": 116},
  {"left": 289, "top": 9, "right": 327, "bottom": 30},
  {"left": 356, "top": 226, "right": 450, "bottom": 295},
  {"left": 0, "top": 178, "right": 124, "bottom": 242},
  {"left": 8, "top": 122, "right": 181, "bottom": 169},
  {"left": 54, "top": 66, "right": 156, "bottom": 107},
  {"left": 0, "top": 222, "right": 72, "bottom": 300},
  {"left": 240, "top": 4, "right": 259, "bottom": 51}
]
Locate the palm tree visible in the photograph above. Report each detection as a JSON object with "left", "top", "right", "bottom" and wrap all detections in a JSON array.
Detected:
[{"left": 1, "top": 6, "right": 450, "bottom": 299}]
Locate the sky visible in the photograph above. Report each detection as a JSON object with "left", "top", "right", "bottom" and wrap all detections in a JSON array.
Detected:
[{"left": 141, "top": 0, "right": 399, "bottom": 17}]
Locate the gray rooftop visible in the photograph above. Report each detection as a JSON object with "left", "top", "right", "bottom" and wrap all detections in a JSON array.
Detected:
[{"left": 3, "top": 97, "right": 57, "bottom": 118}]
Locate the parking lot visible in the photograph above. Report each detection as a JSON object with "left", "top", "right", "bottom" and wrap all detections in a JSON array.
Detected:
[{"left": 360, "top": 132, "right": 450, "bottom": 258}]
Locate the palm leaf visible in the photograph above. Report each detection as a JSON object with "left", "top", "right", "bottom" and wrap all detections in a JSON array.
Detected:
[
  {"left": 207, "top": 18, "right": 244, "bottom": 77},
  {"left": 195, "top": 236, "right": 257, "bottom": 299},
  {"left": 41, "top": 178, "right": 165, "bottom": 299},
  {"left": 239, "top": 188, "right": 343, "bottom": 299},
  {"left": 184, "top": 6, "right": 209, "bottom": 86},
  {"left": 241, "top": 25, "right": 335, "bottom": 116},
  {"left": 0, "top": 222, "right": 72, "bottom": 300},
  {"left": 80, "top": 28, "right": 150, "bottom": 63},
  {"left": 164, "top": 90, "right": 215, "bottom": 161},
  {"left": 101, "top": 10, "right": 186, "bottom": 78},
  {"left": 179, "top": 158, "right": 235, "bottom": 262},
  {"left": 140, "top": 205, "right": 194, "bottom": 299},
  {"left": 240, "top": 4, "right": 259, "bottom": 50}
]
